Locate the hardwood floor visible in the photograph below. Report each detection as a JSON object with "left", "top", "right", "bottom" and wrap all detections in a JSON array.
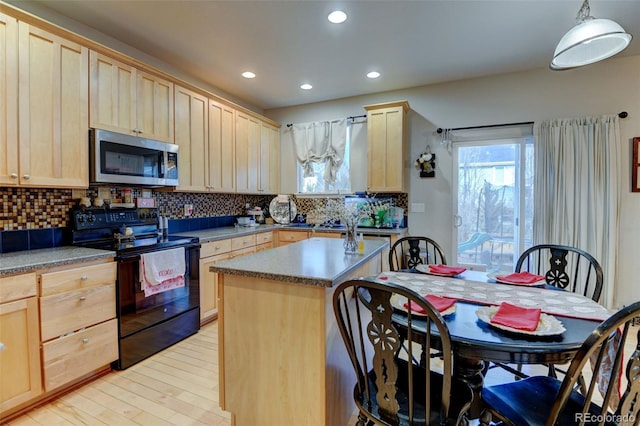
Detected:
[
  {"left": 4, "top": 322, "right": 637, "bottom": 426},
  {"left": 3, "top": 322, "right": 231, "bottom": 426}
]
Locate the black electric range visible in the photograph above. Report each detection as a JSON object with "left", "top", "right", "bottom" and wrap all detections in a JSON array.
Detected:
[{"left": 70, "top": 207, "right": 201, "bottom": 369}]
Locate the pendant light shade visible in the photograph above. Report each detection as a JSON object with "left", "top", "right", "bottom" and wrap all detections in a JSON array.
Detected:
[{"left": 550, "top": 0, "right": 632, "bottom": 70}]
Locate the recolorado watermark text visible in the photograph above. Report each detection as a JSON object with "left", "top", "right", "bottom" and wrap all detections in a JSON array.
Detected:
[{"left": 575, "top": 413, "right": 635, "bottom": 424}]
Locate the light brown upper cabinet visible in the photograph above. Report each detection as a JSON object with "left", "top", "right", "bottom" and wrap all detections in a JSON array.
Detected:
[
  {"left": 0, "top": 13, "right": 18, "bottom": 186},
  {"left": 175, "top": 85, "right": 209, "bottom": 192},
  {"left": 260, "top": 122, "right": 280, "bottom": 194},
  {"left": 235, "top": 111, "right": 261, "bottom": 193},
  {"left": 14, "top": 22, "right": 88, "bottom": 188},
  {"left": 364, "top": 100, "right": 410, "bottom": 193},
  {"left": 208, "top": 99, "right": 236, "bottom": 193},
  {"left": 90, "top": 51, "right": 174, "bottom": 143}
]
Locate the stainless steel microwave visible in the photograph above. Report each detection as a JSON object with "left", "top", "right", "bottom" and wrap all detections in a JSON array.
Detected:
[{"left": 90, "top": 128, "right": 179, "bottom": 187}]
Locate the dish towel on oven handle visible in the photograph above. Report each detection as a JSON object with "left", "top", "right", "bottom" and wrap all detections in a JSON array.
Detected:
[{"left": 140, "top": 247, "right": 186, "bottom": 297}]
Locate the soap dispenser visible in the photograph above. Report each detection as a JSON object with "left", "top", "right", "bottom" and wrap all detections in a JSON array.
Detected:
[{"left": 358, "top": 233, "right": 365, "bottom": 254}]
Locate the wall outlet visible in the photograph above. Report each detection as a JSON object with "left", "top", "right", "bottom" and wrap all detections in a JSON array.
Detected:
[{"left": 184, "top": 204, "right": 194, "bottom": 217}]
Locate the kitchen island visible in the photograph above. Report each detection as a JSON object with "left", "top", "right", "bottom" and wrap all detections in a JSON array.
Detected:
[{"left": 210, "top": 237, "right": 387, "bottom": 426}]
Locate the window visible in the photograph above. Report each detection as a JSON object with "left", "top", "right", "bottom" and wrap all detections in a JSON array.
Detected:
[
  {"left": 451, "top": 125, "right": 534, "bottom": 273},
  {"left": 297, "top": 125, "right": 351, "bottom": 194}
]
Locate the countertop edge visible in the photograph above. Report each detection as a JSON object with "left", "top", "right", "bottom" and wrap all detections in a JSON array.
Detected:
[
  {"left": 0, "top": 247, "right": 116, "bottom": 276},
  {"left": 210, "top": 239, "right": 388, "bottom": 287},
  {"left": 177, "top": 224, "right": 407, "bottom": 243}
]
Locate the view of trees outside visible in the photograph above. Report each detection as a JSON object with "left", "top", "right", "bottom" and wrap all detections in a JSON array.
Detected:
[{"left": 456, "top": 141, "right": 534, "bottom": 272}]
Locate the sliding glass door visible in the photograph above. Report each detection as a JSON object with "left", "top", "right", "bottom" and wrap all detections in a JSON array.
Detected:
[{"left": 452, "top": 136, "right": 534, "bottom": 273}]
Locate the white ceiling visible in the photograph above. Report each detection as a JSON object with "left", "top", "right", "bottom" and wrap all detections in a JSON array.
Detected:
[{"left": 9, "top": 0, "right": 640, "bottom": 110}]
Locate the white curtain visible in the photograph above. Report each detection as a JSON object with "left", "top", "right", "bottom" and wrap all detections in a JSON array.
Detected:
[
  {"left": 289, "top": 119, "right": 347, "bottom": 185},
  {"left": 533, "top": 115, "right": 621, "bottom": 308}
]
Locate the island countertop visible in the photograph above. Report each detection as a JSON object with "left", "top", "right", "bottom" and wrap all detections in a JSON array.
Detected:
[{"left": 210, "top": 237, "right": 387, "bottom": 287}]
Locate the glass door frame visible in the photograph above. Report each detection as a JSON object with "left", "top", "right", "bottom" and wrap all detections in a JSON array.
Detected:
[{"left": 451, "top": 136, "right": 532, "bottom": 272}]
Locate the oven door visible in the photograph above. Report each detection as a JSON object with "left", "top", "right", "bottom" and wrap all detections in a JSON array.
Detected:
[{"left": 116, "top": 245, "right": 200, "bottom": 339}]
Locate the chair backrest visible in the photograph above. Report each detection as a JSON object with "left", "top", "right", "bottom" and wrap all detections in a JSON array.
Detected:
[
  {"left": 515, "top": 244, "right": 603, "bottom": 302},
  {"left": 547, "top": 301, "right": 640, "bottom": 426},
  {"left": 333, "top": 277, "right": 458, "bottom": 425},
  {"left": 389, "top": 236, "right": 447, "bottom": 271}
]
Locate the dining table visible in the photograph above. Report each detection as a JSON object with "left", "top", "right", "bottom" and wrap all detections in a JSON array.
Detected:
[{"left": 376, "top": 269, "right": 614, "bottom": 421}]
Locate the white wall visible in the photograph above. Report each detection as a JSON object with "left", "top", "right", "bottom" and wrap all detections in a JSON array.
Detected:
[{"left": 266, "top": 55, "right": 640, "bottom": 309}]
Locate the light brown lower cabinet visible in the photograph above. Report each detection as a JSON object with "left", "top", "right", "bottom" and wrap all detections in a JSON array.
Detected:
[
  {"left": 38, "top": 261, "right": 118, "bottom": 392},
  {"left": 0, "top": 275, "right": 42, "bottom": 414},
  {"left": 199, "top": 231, "right": 274, "bottom": 324},
  {"left": 41, "top": 319, "right": 118, "bottom": 391}
]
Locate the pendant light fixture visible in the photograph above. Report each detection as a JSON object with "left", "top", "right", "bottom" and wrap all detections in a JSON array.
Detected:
[{"left": 550, "top": 0, "right": 632, "bottom": 70}]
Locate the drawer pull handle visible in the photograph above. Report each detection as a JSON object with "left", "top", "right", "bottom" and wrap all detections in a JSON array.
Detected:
[
  {"left": 82, "top": 338, "right": 89, "bottom": 344},
  {"left": 79, "top": 296, "right": 87, "bottom": 301},
  {"left": 0, "top": 342, "right": 5, "bottom": 352},
  {"left": 81, "top": 275, "right": 88, "bottom": 281}
]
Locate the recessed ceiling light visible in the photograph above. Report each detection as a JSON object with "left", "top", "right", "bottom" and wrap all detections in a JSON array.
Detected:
[
  {"left": 300, "top": 83, "right": 313, "bottom": 90},
  {"left": 367, "top": 71, "right": 381, "bottom": 79},
  {"left": 242, "top": 71, "right": 256, "bottom": 79},
  {"left": 328, "top": 10, "right": 347, "bottom": 24}
]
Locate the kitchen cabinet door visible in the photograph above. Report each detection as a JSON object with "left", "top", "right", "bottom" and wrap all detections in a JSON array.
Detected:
[
  {"left": 0, "top": 13, "right": 18, "bottom": 186},
  {"left": 90, "top": 51, "right": 174, "bottom": 143},
  {"left": 235, "top": 111, "right": 260, "bottom": 193},
  {"left": 89, "top": 51, "right": 136, "bottom": 136},
  {"left": 200, "top": 251, "right": 232, "bottom": 323},
  {"left": 0, "top": 296, "right": 42, "bottom": 413},
  {"left": 136, "top": 69, "right": 174, "bottom": 143},
  {"left": 208, "top": 99, "right": 236, "bottom": 192},
  {"left": 365, "top": 101, "right": 409, "bottom": 193},
  {"left": 175, "top": 85, "right": 209, "bottom": 192},
  {"left": 260, "top": 122, "right": 280, "bottom": 194},
  {"left": 0, "top": 273, "right": 40, "bottom": 415},
  {"left": 18, "top": 23, "right": 88, "bottom": 188}
]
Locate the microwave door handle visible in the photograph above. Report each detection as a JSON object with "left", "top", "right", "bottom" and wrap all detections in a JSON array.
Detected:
[{"left": 160, "top": 152, "right": 165, "bottom": 178}]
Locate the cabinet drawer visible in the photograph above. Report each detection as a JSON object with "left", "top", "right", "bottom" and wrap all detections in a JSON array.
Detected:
[
  {"left": 255, "top": 231, "right": 273, "bottom": 245},
  {"left": 315, "top": 231, "right": 342, "bottom": 239},
  {"left": 201, "top": 239, "right": 232, "bottom": 257},
  {"left": 228, "top": 246, "right": 256, "bottom": 259},
  {"left": 40, "top": 263, "right": 116, "bottom": 297},
  {"left": 231, "top": 235, "right": 257, "bottom": 251},
  {"left": 0, "top": 273, "right": 37, "bottom": 303},
  {"left": 278, "top": 230, "right": 309, "bottom": 243},
  {"left": 255, "top": 242, "right": 273, "bottom": 253},
  {"left": 40, "top": 284, "right": 116, "bottom": 341},
  {"left": 42, "top": 319, "right": 118, "bottom": 391}
]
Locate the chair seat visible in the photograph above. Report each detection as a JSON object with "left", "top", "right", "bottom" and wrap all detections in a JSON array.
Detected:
[
  {"left": 482, "top": 376, "right": 611, "bottom": 426},
  {"left": 357, "top": 359, "right": 470, "bottom": 426}
]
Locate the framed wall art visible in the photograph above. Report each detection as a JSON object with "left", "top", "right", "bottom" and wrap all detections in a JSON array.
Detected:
[{"left": 633, "top": 137, "right": 640, "bottom": 192}]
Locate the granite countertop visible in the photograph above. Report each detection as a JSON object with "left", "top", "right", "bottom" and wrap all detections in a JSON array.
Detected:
[
  {"left": 0, "top": 246, "right": 116, "bottom": 276},
  {"left": 0, "top": 223, "right": 402, "bottom": 277},
  {"left": 176, "top": 224, "right": 407, "bottom": 243},
  {"left": 209, "top": 237, "right": 388, "bottom": 287}
]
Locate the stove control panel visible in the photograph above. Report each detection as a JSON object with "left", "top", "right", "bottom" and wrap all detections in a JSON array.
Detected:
[{"left": 71, "top": 208, "right": 159, "bottom": 230}]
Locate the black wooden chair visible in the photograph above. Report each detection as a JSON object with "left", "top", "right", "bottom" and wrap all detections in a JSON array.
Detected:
[
  {"left": 488, "top": 243, "right": 605, "bottom": 383},
  {"left": 479, "top": 300, "right": 640, "bottom": 426},
  {"left": 333, "top": 277, "right": 471, "bottom": 425},
  {"left": 515, "top": 244, "right": 603, "bottom": 303},
  {"left": 389, "top": 236, "right": 447, "bottom": 271}
]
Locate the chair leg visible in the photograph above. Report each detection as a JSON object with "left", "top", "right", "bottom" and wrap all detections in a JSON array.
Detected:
[
  {"left": 356, "top": 412, "right": 368, "bottom": 426},
  {"left": 479, "top": 410, "right": 493, "bottom": 426}
]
